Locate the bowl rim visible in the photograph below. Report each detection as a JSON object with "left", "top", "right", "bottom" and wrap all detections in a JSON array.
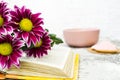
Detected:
[{"left": 64, "top": 28, "right": 100, "bottom": 32}]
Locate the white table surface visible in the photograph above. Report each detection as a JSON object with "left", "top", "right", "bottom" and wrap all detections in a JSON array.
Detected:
[{"left": 62, "top": 40, "right": 120, "bottom": 80}]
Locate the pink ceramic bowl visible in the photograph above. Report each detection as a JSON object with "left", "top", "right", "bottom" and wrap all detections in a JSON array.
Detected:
[{"left": 63, "top": 28, "right": 100, "bottom": 47}]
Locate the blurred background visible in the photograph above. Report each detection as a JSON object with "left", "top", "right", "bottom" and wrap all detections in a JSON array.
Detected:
[{"left": 5, "top": 0, "right": 120, "bottom": 40}]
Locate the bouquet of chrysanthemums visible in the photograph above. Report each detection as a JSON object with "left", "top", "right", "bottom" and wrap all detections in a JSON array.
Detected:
[{"left": 0, "top": 1, "right": 63, "bottom": 69}]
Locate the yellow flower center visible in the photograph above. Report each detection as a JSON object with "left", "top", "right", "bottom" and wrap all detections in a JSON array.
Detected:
[
  {"left": 0, "top": 43, "right": 13, "bottom": 56},
  {"left": 35, "top": 39, "right": 42, "bottom": 48},
  {"left": 0, "top": 16, "right": 4, "bottom": 27},
  {"left": 19, "top": 18, "right": 33, "bottom": 32}
]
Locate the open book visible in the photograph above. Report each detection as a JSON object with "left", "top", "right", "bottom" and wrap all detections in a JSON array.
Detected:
[{"left": 2, "top": 46, "right": 79, "bottom": 80}]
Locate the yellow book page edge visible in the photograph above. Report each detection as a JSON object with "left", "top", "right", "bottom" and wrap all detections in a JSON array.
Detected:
[{"left": 1, "top": 54, "right": 80, "bottom": 80}]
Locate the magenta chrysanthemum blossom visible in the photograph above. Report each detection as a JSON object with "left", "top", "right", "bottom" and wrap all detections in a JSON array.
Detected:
[
  {"left": 0, "top": 35, "right": 24, "bottom": 69},
  {"left": 0, "top": 1, "right": 13, "bottom": 35},
  {"left": 10, "top": 6, "right": 44, "bottom": 47},
  {"left": 26, "top": 32, "right": 51, "bottom": 58}
]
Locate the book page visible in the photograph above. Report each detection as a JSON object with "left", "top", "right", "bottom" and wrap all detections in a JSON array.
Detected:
[
  {"left": 20, "top": 45, "right": 71, "bottom": 69},
  {"left": 6, "top": 45, "right": 75, "bottom": 77}
]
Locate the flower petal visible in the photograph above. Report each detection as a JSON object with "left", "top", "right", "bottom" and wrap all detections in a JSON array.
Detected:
[
  {"left": 24, "top": 8, "right": 31, "bottom": 18},
  {"left": 32, "top": 18, "right": 44, "bottom": 26},
  {"left": 5, "top": 26, "right": 13, "bottom": 33},
  {"left": 32, "top": 13, "right": 41, "bottom": 18},
  {"left": 0, "top": 28, "right": 6, "bottom": 35},
  {"left": 26, "top": 38, "right": 31, "bottom": 47},
  {"left": 26, "top": 32, "right": 51, "bottom": 58},
  {"left": 26, "top": 50, "right": 32, "bottom": 57},
  {"left": 0, "top": 1, "right": 9, "bottom": 24},
  {"left": 32, "top": 31, "right": 43, "bottom": 37},
  {"left": 7, "top": 59, "right": 12, "bottom": 69},
  {"left": 30, "top": 33, "right": 37, "bottom": 45},
  {"left": 15, "top": 32, "right": 21, "bottom": 39},
  {"left": 13, "top": 50, "right": 22, "bottom": 57},
  {"left": 10, "top": 53, "right": 19, "bottom": 65},
  {"left": 13, "top": 40, "right": 24, "bottom": 48},
  {"left": 11, "top": 15, "right": 20, "bottom": 22},
  {"left": 22, "top": 32, "right": 29, "bottom": 42},
  {"left": 14, "top": 5, "right": 22, "bottom": 19},
  {"left": 10, "top": 11, "right": 18, "bottom": 17},
  {"left": 32, "top": 26, "right": 44, "bottom": 32},
  {"left": 0, "top": 56, "right": 8, "bottom": 69},
  {"left": 35, "top": 19, "right": 44, "bottom": 26}
]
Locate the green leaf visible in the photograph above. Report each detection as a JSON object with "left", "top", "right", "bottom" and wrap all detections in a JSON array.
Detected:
[
  {"left": 48, "top": 33, "right": 63, "bottom": 47},
  {"left": 49, "top": 34, "right": 56, "bottom": 39},
  {"left": 21, "top": 46, "right": 28, "bottom": 50},
  {"left": 51, "top": 42, "right": 55, "bottom": 47},
  {"left": 54, "top": 37, "right": 63, "bottom": 44},
  {"left": 45, "top": 28, "right": 49, "bottom": 32}
]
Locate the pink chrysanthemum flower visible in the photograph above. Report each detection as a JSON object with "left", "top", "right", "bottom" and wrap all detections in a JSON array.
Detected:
[
  {"left": 0, "top": 35, "right": 24, "bottom": 69},
  {"left": 0, "top": 1, "right": 13, "bottom": 35},
  {"left": 10, "top": 6, "right": 44, "bottom": 47},
  {"left": 26, "top": 32, "right": 51, "bottom": 58}
]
